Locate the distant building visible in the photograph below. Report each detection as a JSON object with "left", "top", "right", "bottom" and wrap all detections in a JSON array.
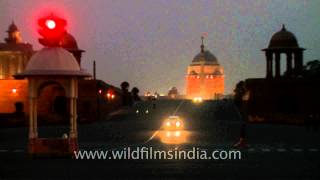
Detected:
[
  {"left": 0, "top": 22, "right": 34, "bottom": 79},
  {"left": 185, "top": 37, "right": 224, "bottom": 100}
]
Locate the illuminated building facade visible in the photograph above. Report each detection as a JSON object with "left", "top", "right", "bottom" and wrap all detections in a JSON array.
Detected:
[
  {"left": 0, "top": 22, "right": 34, "bottom": 79},
  {"left": 185, "top": 37, "right": 224, "bottom": 100},
  {"left": 0, "top": 22, "right": 33, "bottom": 113},
  {"left": 0, "top": 22, "right": 121, "bottom": 121}
]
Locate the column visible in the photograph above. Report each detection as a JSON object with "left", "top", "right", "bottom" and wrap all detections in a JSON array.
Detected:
[
  {"left": 33, "top": 97, "right": 38, "bottom": 138},
  {"left": 72, "top": 97, "right": 77, "bottom": 138},
  {"left": 294, "top": 51, "right": 303, "bottom": 75},
  {"left": 286, "top": 52, "right": 293, "bottom": 77},
  {"left": 266, "top": 52, "right": 273, "bottom": 79},
  {"left": 275, "top": 53, "right": 281, "bottom": 78},
  {"left": 28, "top": 80, "right": 38, "bottom": 139},
  {"left": 69, "top": 79, "right": 78, "bottom": 138},
  {"left": 28, "top": 97, "right": 35, "bottom": 139},
  {"left": 69, "top": 97, "right": 76, "bottom": 138}
]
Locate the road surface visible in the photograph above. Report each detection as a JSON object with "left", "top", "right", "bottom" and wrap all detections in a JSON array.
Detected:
[{"left": 0, "top": 100, "right": 319, "bottom": 179}]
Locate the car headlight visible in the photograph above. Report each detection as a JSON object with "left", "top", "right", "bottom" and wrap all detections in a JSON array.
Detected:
[
  {"left": 166, "top": 122, "right": 171, "bottom": 127},
  {"left": 175, "top": 121, "right": 181, "bottom": 127}
]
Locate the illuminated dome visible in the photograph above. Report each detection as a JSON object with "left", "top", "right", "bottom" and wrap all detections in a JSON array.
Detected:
[
  {"left": 15, "top": 47, "right": 90, "bottom": 77},
  {"left": 268, "top": 25, "right": 299, "bottom": 48},
  {"left": 192, "top": 50, "right": 219, "bottom": 65}
]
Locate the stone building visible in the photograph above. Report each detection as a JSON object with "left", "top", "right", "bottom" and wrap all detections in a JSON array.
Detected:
[
  {"left": 185, "top": 37, "right": 224, "bottom": 100},
  {"left": 0, "top": 22, "right": 121, "bottom": 122},
  {"left": 0, "top": 22, "right": 34, "bottom": 79},
  {"left": 244, "top": 25, "right": 319, "bottom": 124}
]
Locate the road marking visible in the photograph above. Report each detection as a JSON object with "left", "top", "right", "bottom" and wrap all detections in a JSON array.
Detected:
[
  {"left": 277, "top": 148, "right": 287, "bottom": 152},
  {"left": 292, "top": 148, "right": 303, "bottom": 152},
  {"left": 261, "top": 148, "right": 271, "bottom": 152},
  {"left": 0, "top": 149, "right": 8, "bottom": 153},
  {"left": 13, "top": 149, "right": 24, "bottom": 153},
  {"left": 309, "top": 148, "right": 319, "bottom": 152}
]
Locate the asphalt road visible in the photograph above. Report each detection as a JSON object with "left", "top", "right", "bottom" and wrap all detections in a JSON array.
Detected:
[{"left": 0, "top": 100, "right": 319, "bottom": 179}]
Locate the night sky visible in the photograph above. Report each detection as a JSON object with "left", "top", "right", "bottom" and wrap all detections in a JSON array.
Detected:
[{"left": 1, "top": 0, "right": 319, "bottom": 94}]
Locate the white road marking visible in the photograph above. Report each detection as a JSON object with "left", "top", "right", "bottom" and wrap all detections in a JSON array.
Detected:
[
  {"left": 292, "top": 148, "right": 303, "bottom": 152},
  {"left": 277, "top": 148, "right": 287, "bottom": 152},
  {"left": 0, "top": 149, "right": 8, "bottom": 153},
  {"left": 13, "top": 149, "right": 24, "bottom": 153},
  {"left": 309, "top": 148, "right": 319, "bottom": 152},
  {"left": 261, "top": 148, "right": 271, "bottom": 152}
]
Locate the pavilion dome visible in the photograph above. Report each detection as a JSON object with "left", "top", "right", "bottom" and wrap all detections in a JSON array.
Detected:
[
  {"left": 268, "top": 25, "right": 299, "bottom": 49},
  {"left": 59, "top": 32, "right": 79, "bottom": 50},
  {"left": 192, "top": 50, "right": 219, "bottom": 65},
  {"left": 15, "top": 47, "right": 90, "bottom": 77}
]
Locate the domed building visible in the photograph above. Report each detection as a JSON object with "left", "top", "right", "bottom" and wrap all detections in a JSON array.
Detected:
[
  {"left": 185, "top": 37, "right": 224, "bottom": 100},
  {"left": 243, "top": 25, "right": 320, "bottom": 124},
  {"left": 0, "top": 22, "right": 122, "bottom": 121},
  {"left": 59, "top": 32, "right": 85, "bottom": 66},
  {"left": 0, "top": 22, "right": 34, "bottom": 79},
  {"left": 262, "top": 25, "right": 305, "bottom": 78}
]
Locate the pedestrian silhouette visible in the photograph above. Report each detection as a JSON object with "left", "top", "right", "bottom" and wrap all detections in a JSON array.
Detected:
[
  {"left": 131, "top": 87, "right": 141, "bottom": 102},
  {"left": 121, "top": 81, "right": 133, "bottom": 107}
]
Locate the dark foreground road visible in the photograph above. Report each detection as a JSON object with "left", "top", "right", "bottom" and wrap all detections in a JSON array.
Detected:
[{"left": 1, "top": 100, "right": 319, "bottom": 179}]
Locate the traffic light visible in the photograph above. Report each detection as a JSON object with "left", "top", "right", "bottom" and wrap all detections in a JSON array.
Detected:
[{"left": 38, "top": 14, "right": 67, "bottom": 47}]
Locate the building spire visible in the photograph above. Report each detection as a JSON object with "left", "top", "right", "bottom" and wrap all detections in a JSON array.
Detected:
[
  {"left": 201, "top": 36, "right": 205, "bottom": 53},
  {"left": 281, "top": 24, "right": 286, "bottom": 31}
]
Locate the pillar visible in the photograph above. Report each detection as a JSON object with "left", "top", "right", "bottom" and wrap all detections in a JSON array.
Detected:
[
  {"left": 28, "top": 80, "right": 38, "bottom": 139},
  {"left": 33, "top": 97, "right": 38, "bottom": 138},
  {"left": 266, "top": 52, "right": 273, "bottom": 78},
  {"left": 69, "top": 79, "right": 78, "bottom": 138},
  {"left": 286, "top": 52, "right": 293, "bottom": 77},
  {"left": 28, "top": 97, "right": 35, "bottom": 139},
  {"left": 275, "top": 53, "right": 281, "bottom": 78}
]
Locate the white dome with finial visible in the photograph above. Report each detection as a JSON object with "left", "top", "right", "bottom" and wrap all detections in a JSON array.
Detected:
[{"left": 15, "top": 47, "right": 90, "bottom": 77}]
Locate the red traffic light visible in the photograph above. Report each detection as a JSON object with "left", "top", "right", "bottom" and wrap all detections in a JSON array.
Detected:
[
  {"left": 38, "top": 14, "right": 67, "bottom": 47},
  {"left": 45, "top": 19, "right": 56, "bottom": 29}
]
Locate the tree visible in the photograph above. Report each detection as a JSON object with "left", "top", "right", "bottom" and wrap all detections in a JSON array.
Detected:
[
  {"left": 168, "top": 87, "right": 179, "bottom": 98},
  {"left": 120, "top": 81, "right": 133, "bottom": 106},
  {"left": 303, "top": 60, "right": 320, "bottom": 79},
  {"left": 233, "top": 81, "right": 246, "bottom": 109}
]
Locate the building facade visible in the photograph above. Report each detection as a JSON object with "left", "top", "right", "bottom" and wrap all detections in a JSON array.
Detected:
[
  {"left": 0, "top": 22, "right": 34, "bottom": 79},
  {"left": 185, "top": 37, "right": 224, "bottom": 100},
  {"left": 0, "top": 22, "right": 121, "bottom": 122},
  {"left": 244, "top": 25, "right": 320, "bottom": 124}
]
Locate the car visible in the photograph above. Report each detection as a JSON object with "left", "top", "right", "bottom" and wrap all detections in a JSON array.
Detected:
[
  {"left": 163, "top": 116, "right": 184, "bottom": 131},
  {"left": 192, "top": 97, "right": 203, "bottom": 103},
  {"left": 159, "top": 115, "right": 187, "bottom": 144}
]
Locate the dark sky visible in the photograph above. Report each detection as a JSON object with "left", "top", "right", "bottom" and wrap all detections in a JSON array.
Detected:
[{"left": 1, "top": 0, "right": 319, "bottom": 94}]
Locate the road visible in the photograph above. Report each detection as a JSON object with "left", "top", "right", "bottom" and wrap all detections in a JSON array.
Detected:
[{"left": 0, "top": 100, "right": 319, "bottom": 179}]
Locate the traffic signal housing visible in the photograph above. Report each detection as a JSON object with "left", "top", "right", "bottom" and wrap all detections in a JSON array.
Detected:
[{"left": 38, "top": 14, "right": 67, "bottom": 47}]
